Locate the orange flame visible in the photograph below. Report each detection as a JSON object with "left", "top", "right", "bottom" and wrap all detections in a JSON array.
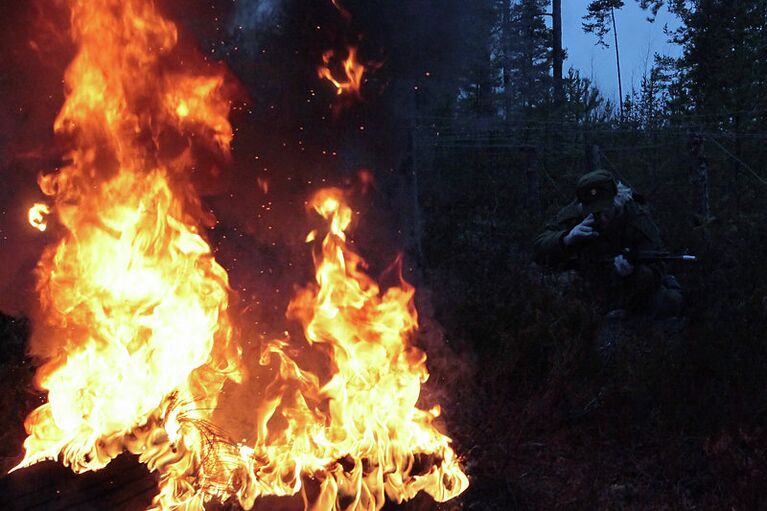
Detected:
[
  {"left": 14, "top": 0, "right": 241, "bottom": 506},
  {"left": 144, "top": 188, "right": 470, "bottom": 510},
  {"left": 318, "top": 47, "right": 367, "bottom": 98},
  {"left": 257, "top": 177, "right": 269, "bottom": 194},
  {"left": 237, "top": 188, "right": 469, "bottom": 508},
  {"left": 13, "top": 0, "right": 467, "bottom": 509},
  {"left": 28, "top": 203, "right": 51, "bottom": 232}
]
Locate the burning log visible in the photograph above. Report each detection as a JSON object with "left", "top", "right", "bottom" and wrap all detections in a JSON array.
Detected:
[{"left": 0, "top": 455, "right": 157, "bottom": 511}]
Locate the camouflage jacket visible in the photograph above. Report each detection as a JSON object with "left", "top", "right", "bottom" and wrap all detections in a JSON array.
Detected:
[{"left": 533, "top": 198, "right": 665, "bottom": 311}]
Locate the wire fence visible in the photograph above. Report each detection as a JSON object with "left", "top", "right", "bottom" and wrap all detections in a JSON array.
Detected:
[{"left": 412, "top": 117, "right": 767, "bottom": 193}]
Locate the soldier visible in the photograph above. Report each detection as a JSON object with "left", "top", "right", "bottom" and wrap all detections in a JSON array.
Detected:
[{"left": 534, "top": 170, "right": 683, "bottom": 319}]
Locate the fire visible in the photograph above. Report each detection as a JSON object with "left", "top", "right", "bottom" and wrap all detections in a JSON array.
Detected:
[
  {"left": 14, "top": 0, "right": 468, "bottom": 509},
  {"left": 150, "top": 187, "right": 470, "bottom": 510},
  {"left": 238, "top": 188, "right": 470, "bottom": 508},
  {"left": 318, "top": 47, "right": 367, "bottom": 98},
  {"left": 28, "top": 202, "right": 51, "bottom": 232},
  {"left": 14, "top": 0, "right": 241, "bottom": 504}
]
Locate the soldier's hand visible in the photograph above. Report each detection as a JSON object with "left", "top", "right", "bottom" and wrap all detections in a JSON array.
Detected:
[
  {"left": 563, "top": 214, "right": 599, "bottom": 246},
  {"left": 614, "top": 254, "right": 635, "bottom": 277}
]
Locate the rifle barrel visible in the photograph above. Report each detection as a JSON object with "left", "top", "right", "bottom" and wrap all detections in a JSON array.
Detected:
[
  {"left": 594, "top": 253, "right": 698, "bottom": 264},
  {"left": 635, "top": 254, "right": 697, "bottom": 263}
]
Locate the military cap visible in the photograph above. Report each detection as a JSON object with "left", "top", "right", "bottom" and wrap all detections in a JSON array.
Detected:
[{"left": 576, "top": 169, "right": 617, "bottom": 215}]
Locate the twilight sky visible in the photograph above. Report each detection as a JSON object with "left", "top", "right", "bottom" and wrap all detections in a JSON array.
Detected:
[{"left": 561, "top": 0, "right": 682, "bottom": 103}]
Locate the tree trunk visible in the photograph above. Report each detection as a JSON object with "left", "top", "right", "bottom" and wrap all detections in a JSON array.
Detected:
[
  {"left": 591, "top": 143, "right": 602, "bottom": 171},
  {"left": 582, "top": 117, "right": 600, "bottom": 173},
  {"left": 734, "top": 113, "right": 742, "bottom": 214},
  {"left": 688, "top": 135, "right": 711, "bottom": 240},
  {"left": 520, "top": 3, "right": 534, "bottom": 115},
  {"left": 502, "top": 0, "right": 513, "bottom": 121},
  {"left": 611, "top": 7, "right": 624, "bottom": 118},
  {"left": 552, "top": 0, "right": 563, "bottom": 105}
]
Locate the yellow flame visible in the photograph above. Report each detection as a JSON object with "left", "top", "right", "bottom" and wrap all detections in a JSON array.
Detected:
[
  {"left": 14, "top": 0, "right": 241, "bottom": 504},
  {"left": 176, "top": 101, "right": 190, "bottom": 118},
  {"left": 28, "top": 203, "right": 51, "bottom": 232},
  {"left": 231, "top": 188, "right": 469, "bottom": 508},
  {"left": 14, "top": 1, "right": 467, "bottom": 509}
]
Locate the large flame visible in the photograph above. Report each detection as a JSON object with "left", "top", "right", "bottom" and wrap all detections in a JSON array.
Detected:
[
  {"left": 14, "top": 0, "right": 468, "bottom": 509},
  {"left": 232, "top": 188, "right": 469, "bottom": 508},
  {"left": 14, "top": 0, "right": 241, "bottom": 500}
]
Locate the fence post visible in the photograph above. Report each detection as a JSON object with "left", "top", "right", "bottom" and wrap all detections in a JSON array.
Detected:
[
  {"left": 583, "top": 138, "right": 602, "bottom": 172},
  {"left": 523, "top": 145, "right": 542, "bottom": 216},
  {"left": 688, "top": 134, "right": 711, "bottom": 240},
  {"left": 591, "top": 144, "right": 602, "bottom": 170}
]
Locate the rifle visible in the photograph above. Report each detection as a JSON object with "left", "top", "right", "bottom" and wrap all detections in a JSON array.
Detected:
[
  {"left": 561, "top": 249, "right": 696, "bottom": 271},
  {"left": 600, "top": 249, "right": 697, "bottom": 265}
]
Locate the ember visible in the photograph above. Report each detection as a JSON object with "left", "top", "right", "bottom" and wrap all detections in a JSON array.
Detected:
[{"left": 331, "top": 0, "right": 353, "bottom": 21}]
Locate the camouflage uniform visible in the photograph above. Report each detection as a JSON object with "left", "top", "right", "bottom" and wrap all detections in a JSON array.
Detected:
[{"left": 534, "top": 170, "right": 682, "bottom": 317}]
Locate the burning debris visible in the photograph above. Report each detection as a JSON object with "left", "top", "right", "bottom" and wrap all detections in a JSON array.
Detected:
[
  {"left": 317, "top": 47, "right": 367, "bottom": 99},
  {"left": 318, "top": 0, "right": 379, "bottom": 107},
  {"left": 27, "top": 203, "right": 50, "bottom": 232},
  {"left": 11, "top": 0, "right": 469, "bottom": 509}
]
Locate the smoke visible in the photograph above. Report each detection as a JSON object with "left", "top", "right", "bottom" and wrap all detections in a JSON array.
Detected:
[
  {"left": 230, "top": 0, "right": 283, "bottom": 32},
  {"left": 226, "top": 0, "right": 285, "bottom": 56}
]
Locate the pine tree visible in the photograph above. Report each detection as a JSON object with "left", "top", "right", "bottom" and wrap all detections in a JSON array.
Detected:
[
  {"left": 456, "top": 0, "right": 500, "bottom": 116},
  {"left": 504, "top": 0, "right": 553, "bottom": 119}
]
